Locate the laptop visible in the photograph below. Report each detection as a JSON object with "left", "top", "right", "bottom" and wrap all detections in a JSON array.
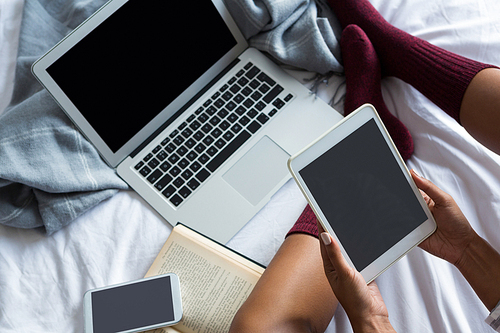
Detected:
[{"left": 32, "top": 0, "right": 343, "bottom": 244}]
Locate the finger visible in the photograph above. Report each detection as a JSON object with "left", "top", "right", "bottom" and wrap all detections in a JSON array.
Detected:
[
  {"left": 320, "top": 232, "right": 351, "bottom": 274},
  {"left": 418, "top": 189, "right": 433, "bottom": 207},
  {"left": 410, "top": 169, "right": 452, "bottom": 207}
]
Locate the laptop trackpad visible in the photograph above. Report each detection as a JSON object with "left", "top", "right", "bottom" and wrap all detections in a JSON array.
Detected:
[{"left": 222, "top": 136, "right": 290, "bottom": 206}]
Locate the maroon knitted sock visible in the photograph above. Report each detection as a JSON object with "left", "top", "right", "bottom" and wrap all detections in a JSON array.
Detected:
[
  {"left": 328, "top": 0, "right": 498, "bottom": 123},
  {"left": 286, "top": 204, "right": 319, "bottom": 239},
  {"left": 342, "top": 25, "right": 414, "bottom": 160}
]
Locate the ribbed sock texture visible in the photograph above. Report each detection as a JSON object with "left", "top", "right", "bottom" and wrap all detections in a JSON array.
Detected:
[
  {"left": 328, "top": 0, "right": 498, "bottom": 123},
  {"left": 286, "top": 204, "right": 319, "bottom": 239},
  {"left": 341, "top": 25, "right": 414, "bottom": 160}
]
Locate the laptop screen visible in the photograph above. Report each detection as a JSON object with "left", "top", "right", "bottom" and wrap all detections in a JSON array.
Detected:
[{"left": 47, "top": 0, "right": 237, "bottom": 153}]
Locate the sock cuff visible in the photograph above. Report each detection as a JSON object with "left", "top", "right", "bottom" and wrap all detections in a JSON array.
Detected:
[
  {"left": 286, "top": 205, "right": 319, "bottom": 239},
  {"left": 401, "top": 40, "right": 498, "bottom": 122}
]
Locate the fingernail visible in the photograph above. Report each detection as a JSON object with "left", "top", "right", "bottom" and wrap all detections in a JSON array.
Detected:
[
  {"left": 412, "top": 169, "right": 422, "bottom": 178},
  {"left": 320, "top": 232, "right": 331, "bottom": 246}
]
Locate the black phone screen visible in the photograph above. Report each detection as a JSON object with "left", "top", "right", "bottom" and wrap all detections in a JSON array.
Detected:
[{"left": 91, "top": 275, "right": 174, "bottom": 333}]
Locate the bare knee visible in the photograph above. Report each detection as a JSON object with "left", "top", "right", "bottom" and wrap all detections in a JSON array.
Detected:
[{"left": 229, "top": 305, "right": 314, "bottom": 333}]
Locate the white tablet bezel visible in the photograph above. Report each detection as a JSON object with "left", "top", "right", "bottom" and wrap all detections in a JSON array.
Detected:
[
  {"left": 31, "top": 0, "right": 248, "bottom": 168},
  {"left": 288, "top": 104, "right": 436, "bottom": 283},
  {"left": 83, "top": 273, "right": 183, "bottom": 333}
]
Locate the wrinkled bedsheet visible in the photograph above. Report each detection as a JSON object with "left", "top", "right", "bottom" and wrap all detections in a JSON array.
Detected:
[{"left": 1, "top": 0, "right": 500, "bottom": 332}]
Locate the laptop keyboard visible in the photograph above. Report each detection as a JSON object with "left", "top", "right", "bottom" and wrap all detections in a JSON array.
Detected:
[{"left": 133, "top": 62, "right": 293, "bottom": 207}]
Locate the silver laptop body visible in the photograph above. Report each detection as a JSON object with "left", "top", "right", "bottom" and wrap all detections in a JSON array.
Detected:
[{"left": 32, "top": 0, "right": 343, "bottom": 243}]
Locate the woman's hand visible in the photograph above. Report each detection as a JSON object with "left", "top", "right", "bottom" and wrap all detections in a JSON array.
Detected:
[
  {"left": 410, "top": 170, "right": 477, "bottom": 267},
  {"left": 319, "top": 224, "right": 396, "bottom": 333}
]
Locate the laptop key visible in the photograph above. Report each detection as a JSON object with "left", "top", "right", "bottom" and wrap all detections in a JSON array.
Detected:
[
  {"left": 185, "top": 138, "right": 196, "bottom": 149},
  {"left": 201, "top": 135, "right": 213, "bottom": 145},
  {"left": 206, "top": 130, "right": 251, "bottom": 173},
  {"left": 195, "top": 168, "right": 210, "bottom": 183},
  {"left": 181, "top": 169, "right": 193, "bottom": 180},
  {"left": 156, "top": 150, "right": 167, "bottom": 161},
  {"left": 169, "top": 129, "right": 179, "bottom": 139},
  {"left": 241, "top": 86, "right": 252, "bottom": 96},
  {"left": 238, "top": 116, "right": 250, "bottom": 126},
  {"left": 173, "top": 177, "right": 185, "bottom": 188},
  {"left": 247, "top": 109, "right": 258, "bottom": 118},
  {"left": 152, "top": 145, "right": 162, "bottom": 154},
  {"left": 186, "top": 151, "right": 198, "bottom": 161},
  {"left": 155, "top": 174, "right": 173, "bottom": 191},
  {"left": 159, "top": 161, "right": 172, "bottom": 172},
  {"left": 178, "top": 158, "right": 190, "bottom": 169},
  {"left": 187, "top": 179, "right": 200, "bottom": 191},
  {"left": 179, "top": 186, "right": 192, "bottom": 199},
  {"left": 147, "top": 169, "right": 163, "bottom": 184},
  {"left": 206, "top": 147, "right": 218, "bottom": 156},
  {"left": 134, "top": 161, "right": 144, "bottom": 170},
  {"left": 273, "top": 98, "right": 285, "bottom": 109},
  {"left": 176, "top": 146, "right": 188, "bottom": 157},
  {"left": 257, "top": 113, "right": 270, "bottom": 125},
  {"left": 147, "top": 158, "right": 159, "bottom": 169},
  {"left": 211, "top": 128, "right": 222, "bottom": 138},
  {"left": 170, "top": 166, "right": 181, "bottom": 177},
  {"left": 168, "top": 153, "right": 180, "bottom": 164},
  {"left": 181, "top": 128, "right": 193, "bottom": 138},
  {"left": 215, "top": 138, "right": 226, "bottom": 149},
  {"left": 247, "top": 121, "right": 262, "bottom": 134},
  {"left": 268, "top": 108, "right": 278, "bottom": 117},
  {"left": 263, "top": 85, "right": 284, "bottom": 104},
  {"left": 245, "top": 66, "right": 260, "bottom": 79},
  {"left": 189, "top": 120, "right": 201, "bottom": 131},
  {"left": 231, "top": 123, "right": 243, "bottom": 134},
  {"left": 198, "top": 113, "right": 209, "bottom": 123},
  {"left": 193, "top": 131, "right": 205, "bottom": 141},
  {"left": 197, "top": 153, "right": 209, "bottom": 165},
  {"left": 162, "top": 185, "right": 176, "bottom": 198},
  {"left": 257, "top": 72, "right": 276, "bottom": 87},
  {"left": 223, "top": 131, "right": 234, "bottom": 141},
  {"left": 235, "top": 106, "right": 246, "bottom": 116},
  {"left": 195, "top": 143, "right": 206, "bottom": 153},
  {"left": 173, "top": 135, "right": 185, "bottom": 145},
  {"left": 190, "top": 161, "right": 202, "bottom": 172},
  {"left": 139, "top": 166, "right": 151, "bottom": 177},
  {"left": 165, "top": 143, "right": 176, "bottom": 153},
  {"left": 169, "top": 194, "right": 183, "bottom": 207}
]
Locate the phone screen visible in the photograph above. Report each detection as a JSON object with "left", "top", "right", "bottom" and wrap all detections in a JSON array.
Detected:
[
  {"left": 299, "top": 119, "right": 427, "bottom": 271},
  {"left": 91, "top": 275, "right": 174, "bottom": 333}
]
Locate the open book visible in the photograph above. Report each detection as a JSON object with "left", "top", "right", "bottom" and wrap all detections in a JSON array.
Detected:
[{"left": 144, "top": 223, "right": 265, "bottom": 333}]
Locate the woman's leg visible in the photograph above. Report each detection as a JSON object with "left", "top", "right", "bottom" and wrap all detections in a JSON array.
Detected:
[
  {"left": 328, "top": 0, "right": 500, "bottom": 154},
  {"left": 460, "top": 68, "right": 500, "bottom": 155},
  {"left": 340, "top": 24, "right": 414, "bottom": 160},
  {"left": 229, "top": 232, "right": 338, "bottom": 333}
]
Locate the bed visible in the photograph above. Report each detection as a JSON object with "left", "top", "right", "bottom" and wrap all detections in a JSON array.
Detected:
[{"left": 1, "top": 0, "right": 499, "bottom": 332}]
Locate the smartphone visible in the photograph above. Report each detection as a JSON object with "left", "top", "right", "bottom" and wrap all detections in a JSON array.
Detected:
[{"left": 83, "top": 273, "right": 182, "bottom": 333}]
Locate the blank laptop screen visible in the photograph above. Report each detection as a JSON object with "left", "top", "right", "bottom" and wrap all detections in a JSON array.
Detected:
[{"left": 47, "top": 0, "right": 237, "bottom": 152}]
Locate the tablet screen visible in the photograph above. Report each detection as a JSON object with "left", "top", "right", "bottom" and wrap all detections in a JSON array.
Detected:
[{"left": 299, "top": 119, "right": 427, "bottom": 271}]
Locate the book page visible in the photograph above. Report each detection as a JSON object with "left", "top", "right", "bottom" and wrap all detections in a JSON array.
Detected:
[{"left": 145, "top": 225, "right": 264, "bottom": 333}]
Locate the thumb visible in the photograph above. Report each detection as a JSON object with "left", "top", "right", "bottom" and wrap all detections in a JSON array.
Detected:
[
  {"left": 410, "top": 169, "right": 452, "bottom": 207},
  {"left": 320, "top": 232, "right": 351, "bottom": 275}
]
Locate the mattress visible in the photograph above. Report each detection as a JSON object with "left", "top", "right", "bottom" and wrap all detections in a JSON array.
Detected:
[{"left": 1, "top": 0, "right": 499, "bottom": 332}]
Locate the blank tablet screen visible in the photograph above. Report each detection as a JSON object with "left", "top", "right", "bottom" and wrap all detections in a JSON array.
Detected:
[{"left": 299, "top": 119, "right": 427, "bottom": 271}]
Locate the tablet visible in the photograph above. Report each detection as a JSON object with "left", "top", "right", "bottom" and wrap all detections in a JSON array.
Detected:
[{"left": 288, "top": 104, "right": 436, "bottom": 283}]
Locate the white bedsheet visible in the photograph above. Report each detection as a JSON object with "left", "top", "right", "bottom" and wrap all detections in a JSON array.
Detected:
[{"left": 1, "top": 0, "right": 499, "bottom": 332}]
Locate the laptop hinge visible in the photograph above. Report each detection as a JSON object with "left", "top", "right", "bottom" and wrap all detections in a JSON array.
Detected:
[{"left": 131, "top": 58, "right": 241, "bottom": 158}]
